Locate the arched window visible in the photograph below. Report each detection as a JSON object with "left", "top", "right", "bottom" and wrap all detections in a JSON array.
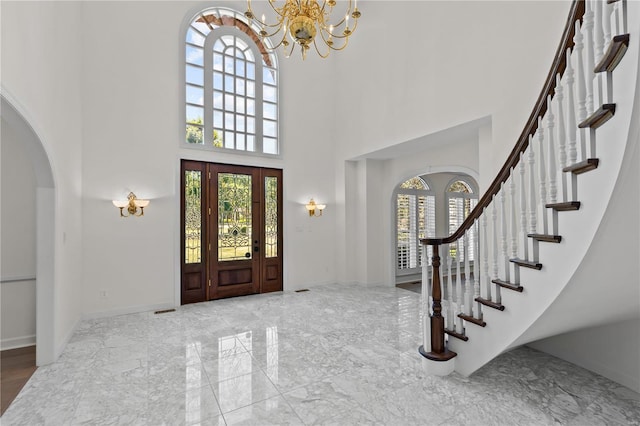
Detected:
[
  {"left": 184, "top": 8, "right": 279, "bottom": 155},
  {"left": 446, "top": 178, "right": 478, "bottom": 261},
  {"left": 395, "top": 176, "right": 435, "bottom": 276}
]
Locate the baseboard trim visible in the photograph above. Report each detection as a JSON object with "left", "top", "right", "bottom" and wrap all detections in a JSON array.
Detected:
[
  {"left": 82, "top": 302, "right": 176, "bottom": 321},
  {"left": 55, "top": 317, "right": 80, "bottom": 361},
  {"left": 1, "top": 335, "right": 36, "bottom": 351}
]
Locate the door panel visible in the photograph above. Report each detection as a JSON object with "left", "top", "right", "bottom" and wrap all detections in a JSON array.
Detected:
[
  {"left": 210, "top": 165, "right": 260, "bottom": 300},
  {"left": 181, "top": 161, "right": 283, "bottom": 304}
]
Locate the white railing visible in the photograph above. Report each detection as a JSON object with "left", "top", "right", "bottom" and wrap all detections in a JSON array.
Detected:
[{"left": 420, "top": 0, "right": 629, "bottom": 360}]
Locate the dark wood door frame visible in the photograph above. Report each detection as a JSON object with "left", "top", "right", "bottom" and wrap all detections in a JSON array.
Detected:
[{"left": 180, "top": 160, "right": 283, "bottom": 304}]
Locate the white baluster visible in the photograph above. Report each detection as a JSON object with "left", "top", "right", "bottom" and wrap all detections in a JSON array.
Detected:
[
  {"left": 603, "top": 0, "right": 612, "bottom": 51},
  {"left": 492, "top": 199, "right": 501, "bottom": 303},
  {"left": 456, "top": 239, "right": 464, "bottom": 332},
  {"left": 565, "top": 48, "right": 578, "bottom": 164},
  {"left": 500, "top": 184, "right": 509, "bottom": 283},
  {"left": 447, "top": 243, "right": 454, "bottom": 330},
  {"left": 537, "top": 117, "right": 549, "bottom": 235},
  {"left": 528, "top": 135, "right": 538, "bottom": 234},
  {"left": 519, "top": 153, "right": 528, "bottom": 261},
  {"left": 547, "top": 94, "right": 558, "bottom": 206},
  {"left": 594, "top": 0, "right": 605, "bottom": 107},
  {"left": 509, "top": 174, "right": 518, "bottom": 283},
  {"left": 556, "top": 74, "right": 568, "bottom": 203},
  {"left": 473, "top": 220, "right": 482, "bottom": 319},
  {"left": 464, "top": 233, "right": 472, "bottom": 316},
  {"left": 482, "top": 213, "right": 492, "bottom": 302},
  {"left": 612, "top": 1, "right": 621, "bottom": 36},
  {"left": 575, "top": 20, "right": 589, "bottom": 162},
  {"left": 584, "top": 0, "right": 596, "bottom": 115}
]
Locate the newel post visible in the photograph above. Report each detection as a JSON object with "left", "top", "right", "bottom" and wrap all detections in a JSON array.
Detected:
[{"left": 419, "top": 240, "right": 457, "bottom": 361}]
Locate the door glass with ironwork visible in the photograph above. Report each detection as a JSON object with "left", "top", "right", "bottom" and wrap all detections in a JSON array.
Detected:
[{"left": 217, "top": 173, "right": 252, "bottom": 261}]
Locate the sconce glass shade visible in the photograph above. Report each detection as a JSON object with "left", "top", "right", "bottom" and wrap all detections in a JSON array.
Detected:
[
  {"left": 305, "top": 198, "right": 326, "bottom": 217},
  {"left": 113, "top": 192, "right": 149, "bottom": 217}
]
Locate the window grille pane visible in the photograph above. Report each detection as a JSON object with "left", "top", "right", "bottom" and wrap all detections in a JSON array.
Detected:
[
  {"left": 247, "top": 62, "right": 255, "bottom": 79},
  {"left": 263, "top": 68, "right": 276, "bottom": 85},
  {"left": 186, "top": 124, "right": 203, "bottom": 144},
  {"left": 186, "top": 65, "right": 204, "bottom": 86},
  {"left": 185, "top": 170, "right": 202, "bottom": 263},
  {"left": 213, "top": 110, "right": 223, "bottom": 128},
  {"left": 235, "top": 97, "right": 245, "bottom": 114},
  {"left": 224, "top": 94, "right": 234, "bottom": 111},
  {"left": 247, "top": 99, "right": 255, "bottom": 116},
  {"left": 264, "top": 85, "right": 277, "bottom": 102},
  {"left": 246, "top": 135, "right": 255, "bottom": 151},
  {"left": 263, "top": 120, "right": 277, "bottom": 137},
  {"left": 187, "top": 28, "right": 206, "bottom": 46},
  {"left": 236, "top": 59, "right": 245, "bottom": 77},
  {"left": 213, "top": 92, "right": 223, "bottom": 109},
  {"left": 186, "top": 45, "right": 204, "bottom": 66},
  {"left": 225, "top": 112, "right": 234, "bottom": 130},
  {"left": 236, "top": 134, "right": 245, "bottom": 150},
  {"left": 186, "top": 105, "right": 204, "bottom": 123},
  {"left": 225, "top": 75, "right": 234, "bottom": 92},
  {"left": 264, "top": 102, "right": 277, "bottom": 120},
  {"left": 247, "top": 81, "right": 256, "bottom": 98},
  {"left": 235, "top": 79, "right": 245, "bottom": 96},
  {"left": 224, "top": 131, "right": 234, "bottom": 149},
  {"left": 186, "top": 85, "right": 204, "bottom": 105},
  {"left": 264, "top": 138, "right": 277, "bottom": 155},
  {"left": 247, "top": 117, "right": 255, "bottom": 133},
  {"left": 236, "top": 116, "right": 245, "bottom": 132}
]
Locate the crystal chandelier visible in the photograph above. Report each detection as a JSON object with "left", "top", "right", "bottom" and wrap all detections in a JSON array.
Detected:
[{"left": 245, "top": 0, "right": 361, "bottom": 60}]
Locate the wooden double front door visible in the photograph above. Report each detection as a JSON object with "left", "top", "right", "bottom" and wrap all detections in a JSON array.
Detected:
[{"left": 181, "top": 161, "right": 283, "bottom": 304}]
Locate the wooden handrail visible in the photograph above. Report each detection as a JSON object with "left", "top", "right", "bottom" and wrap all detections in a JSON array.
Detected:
[{"left": 423, "top": 0, "right": 585, "bottom": 247}]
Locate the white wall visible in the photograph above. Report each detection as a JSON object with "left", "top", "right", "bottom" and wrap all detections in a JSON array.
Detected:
[
  {"left": 1, "top": 121, "right": 37, "bottom": 349},
  {"left": 529, "top": 319, "right": 640, "bottom": 393},
  {"left": 1, "top": 0, "right": 85, "bottom": 358},
  {"left": 2, "top": 0, "right": 578, "bottom": 327}
]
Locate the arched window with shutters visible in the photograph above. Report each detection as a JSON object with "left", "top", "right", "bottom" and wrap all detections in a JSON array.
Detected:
[
  {"left": 184, "top": 7, "right": 279, "bottom": 155},
  {"left": 446, "top": 178, "right": 478, "bottom": 261},
  {"left": 395, "top": 176, "right": 435, "bottom": 277}
]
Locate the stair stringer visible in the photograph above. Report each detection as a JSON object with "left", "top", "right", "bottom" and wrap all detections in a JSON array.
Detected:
[{"left": 447, "top": 3, "right": 640, "bottom": 377}]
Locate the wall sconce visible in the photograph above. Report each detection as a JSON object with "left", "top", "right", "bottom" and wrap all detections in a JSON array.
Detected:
[
  {"left": 305, "top": 198, "right": 326, "bottom": 217},
  {"left": 112, "top": 192, "right": 150, "bottom": 217}
]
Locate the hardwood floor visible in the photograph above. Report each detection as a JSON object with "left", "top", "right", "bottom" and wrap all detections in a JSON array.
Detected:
[{"left": 1, "top": 346, "right": 37, "bottom": 416}]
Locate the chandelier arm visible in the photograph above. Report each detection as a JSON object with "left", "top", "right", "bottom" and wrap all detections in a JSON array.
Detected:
[
  {"left": 319, "top": 30, "right": 349, "bottom": 51},
  {"left": 312, "top": 38, "right": 331, "bottom": 58}
]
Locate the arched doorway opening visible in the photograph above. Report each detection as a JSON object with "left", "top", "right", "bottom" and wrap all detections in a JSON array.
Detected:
[{"left": 1, "top": 94, "right": 56, "bottom": 366}]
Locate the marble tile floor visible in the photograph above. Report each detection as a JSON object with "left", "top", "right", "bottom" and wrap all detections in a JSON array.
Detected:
[{"left": 2, "top": 283, "right": 639, "bottom": 425}]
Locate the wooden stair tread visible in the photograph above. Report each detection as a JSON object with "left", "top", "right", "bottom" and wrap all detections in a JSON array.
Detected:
[
  {"left": 492, "top": 279, "right": 524, "bottom": 292},
  {"left": 458, "top": 313, "right": 487, "bottom": 327},
  {"left": 528, "top": 234, "right": 562, "bottom": 243},
  {"left": 578, "top": 104, "right": 616, "bottom": 129},
  {"left": 475, "top": 297, "right": 505, "bottom": 311},
  {"left": 445, "top": 328, "right": 469, "bottom": 341},
  {"left": 510, "top": 258, "right": 542, "bottom": 270},
  {"left": 546, "top": 201, "right": 581, "bottom": 211},
  {"left": 595, "top": 33, "right": 630, "bottom": 73},
  {"left": 563, "top": 158, "right": 599, "bottom": 175}
]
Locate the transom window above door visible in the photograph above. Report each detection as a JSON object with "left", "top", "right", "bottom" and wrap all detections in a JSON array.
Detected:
[{"left": 184, "top": 7, "right": 279, "bottom": 156}]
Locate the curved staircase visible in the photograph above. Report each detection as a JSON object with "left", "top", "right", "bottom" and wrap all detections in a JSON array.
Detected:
[{"left": 419, "top": 0, "right": 640, "bottom": 377}]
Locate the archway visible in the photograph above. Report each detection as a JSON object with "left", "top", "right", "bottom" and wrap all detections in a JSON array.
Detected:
[{"left": 1, "top": 94, "right": 56, "bottom": 365}]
